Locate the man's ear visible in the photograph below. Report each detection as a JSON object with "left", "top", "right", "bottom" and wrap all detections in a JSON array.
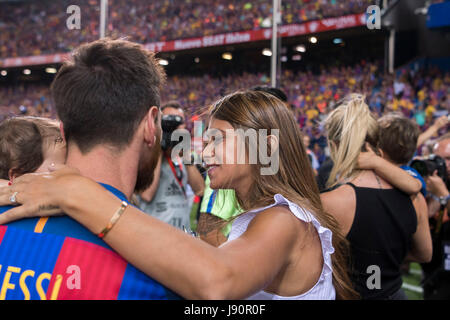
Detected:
[
  {"left": 144, "top": 106, "right": 160, "bottom": 147},
  {"left": 59, "top": 122, "right": 67, "bottom": 144}
]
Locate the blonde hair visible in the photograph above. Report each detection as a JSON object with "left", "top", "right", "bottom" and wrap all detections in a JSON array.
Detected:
[{"left": 325, "top": 94, "right": 379, "bottom": 188}]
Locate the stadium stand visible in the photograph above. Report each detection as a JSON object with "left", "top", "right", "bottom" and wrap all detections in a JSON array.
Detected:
[
  {"left": 0, "top": 0, "right": 375, "bottom": 57},
  {"left": 1, "top": 60, "right": 448, "bottom": 166}
]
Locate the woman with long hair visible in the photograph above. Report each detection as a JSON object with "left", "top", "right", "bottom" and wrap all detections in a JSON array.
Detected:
[
  {"left": 320, "top": 94, "right": 432, "bottom": 300},
  {"left": 0, "top": 91, "right": 357, "bottom": 299}
]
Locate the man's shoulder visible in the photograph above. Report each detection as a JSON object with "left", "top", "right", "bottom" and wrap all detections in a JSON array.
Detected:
[
  {"left": 0, "top": 205, "right": 42, "bottom": 231},
  {"left": 0, "top": 205, "right": 108, "bottom": 248},
  {"left": 0, "top": 207, "right": 181, "bottom": 299}
]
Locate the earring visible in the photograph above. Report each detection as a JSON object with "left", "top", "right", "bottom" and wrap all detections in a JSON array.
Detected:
[{"left": 149, "top": 135, "right": 156, "bottom": 147}]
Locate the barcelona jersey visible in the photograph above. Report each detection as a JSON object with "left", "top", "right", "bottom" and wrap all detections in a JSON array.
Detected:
[{"left": 0, "top": 183, "right": 181, "bottom": 300}]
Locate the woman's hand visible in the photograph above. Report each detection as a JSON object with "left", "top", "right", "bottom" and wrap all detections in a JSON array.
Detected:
[{"left": 0, "top": 164, "right": 81, "bottom": 224}]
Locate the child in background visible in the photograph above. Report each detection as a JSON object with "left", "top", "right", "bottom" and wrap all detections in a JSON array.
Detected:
[
  {"left": 359, "top": 113, "right": 426, "bottom": 196},
  {"left": 0, "top": 116, "right": 66, "bottom": 186}
]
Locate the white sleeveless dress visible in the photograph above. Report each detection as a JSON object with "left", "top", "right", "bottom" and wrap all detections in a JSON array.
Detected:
[{"left": 227, "top": 194, "right": 336, "bottom": 300}]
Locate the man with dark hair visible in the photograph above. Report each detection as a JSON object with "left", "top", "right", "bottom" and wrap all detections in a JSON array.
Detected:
[
  {"left": 138, "top": 101, "right": 204, "bottom": 230},
  {"left": 0, "top": 39, "right": 180, "bottom": 299}
]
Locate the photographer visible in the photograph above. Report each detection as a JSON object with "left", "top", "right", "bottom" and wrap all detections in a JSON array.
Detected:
[
  {"left": 137, "top": 101, "right": 204, "bottom": 230},
  {"left": 418, "top": 133, "right": 450, "bottom": 299},
  {"left": 422, "top": 133, "right": 450, "bottom": 215}
]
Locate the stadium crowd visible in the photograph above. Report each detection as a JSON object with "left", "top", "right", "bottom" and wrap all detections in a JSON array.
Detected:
[
  {"left": 1, "top": 60, "right": 448, "bottom": 165},
  {"left": 0, "top": 0, "right": 377, "bottom": 58},
  {"left": 0, "top": 0, "right": 449, "bottom": 302},
  {"left": 0, "top": 38, "right": 449, "bottom": 301}
]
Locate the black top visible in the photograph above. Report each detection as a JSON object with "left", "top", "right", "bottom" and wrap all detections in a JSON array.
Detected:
[{"left": 346, "top": 183, "right": 417, "bottom": 300}]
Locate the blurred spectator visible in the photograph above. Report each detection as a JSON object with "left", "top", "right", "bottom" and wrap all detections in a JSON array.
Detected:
[{"left": 303, "top": 133, "right": 320, "bottom": 173}]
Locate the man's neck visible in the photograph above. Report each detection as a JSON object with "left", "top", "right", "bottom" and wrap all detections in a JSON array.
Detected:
[{"left": 65, "top": 144, "right": 138, "bottom": 199}]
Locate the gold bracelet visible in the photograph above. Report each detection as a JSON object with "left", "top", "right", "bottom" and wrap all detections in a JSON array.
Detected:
[{"left": 98, "top": 201, "right": 128, "bottom": 239}]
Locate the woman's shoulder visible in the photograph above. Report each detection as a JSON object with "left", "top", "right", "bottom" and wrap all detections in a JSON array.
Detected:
[
  {"left": 247, "top": 194, "right": 330, "bottom": 238},
  {"left": 320, "top": 184, "right": 356, "bottom": 230},
  {"left": 252, "top": 194, "right": 322, "bottom": 224},
  {"left": 231, "top": 205, "right": 301, "bottom": 256},
  {"left": 247, "top": 205, "right": 299, "bottom": 234},
  {"left": 320, "top": 184, "right": 355, "bottom": 205},
  {"left": 244, "top": 195, "right": 316, "bottom": 236}
]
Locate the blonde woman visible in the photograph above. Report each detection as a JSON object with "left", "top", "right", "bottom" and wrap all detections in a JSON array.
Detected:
[
  {"left": 320, "top": 94, "right": 432, "bottom": 300},
  {"left": 0, "top": 91, "right": 357, "bottom": 300}
]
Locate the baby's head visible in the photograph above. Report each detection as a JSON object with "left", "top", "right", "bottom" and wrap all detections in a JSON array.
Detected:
[{"left": 0, "top": 116, "right": 66, "bottom": 181}]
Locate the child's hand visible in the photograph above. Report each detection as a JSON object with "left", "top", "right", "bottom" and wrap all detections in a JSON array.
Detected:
[{"left": 357, "top": 142, "right": 380, "bottom": 170}]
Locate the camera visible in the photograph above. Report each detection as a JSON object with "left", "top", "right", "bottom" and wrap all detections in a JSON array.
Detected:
[
  {"left": 410, "top": 154, "right": 448, "bottom": 187},
  {"left": 161, "top": 114, "right": 184, "bottom": 151}
]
